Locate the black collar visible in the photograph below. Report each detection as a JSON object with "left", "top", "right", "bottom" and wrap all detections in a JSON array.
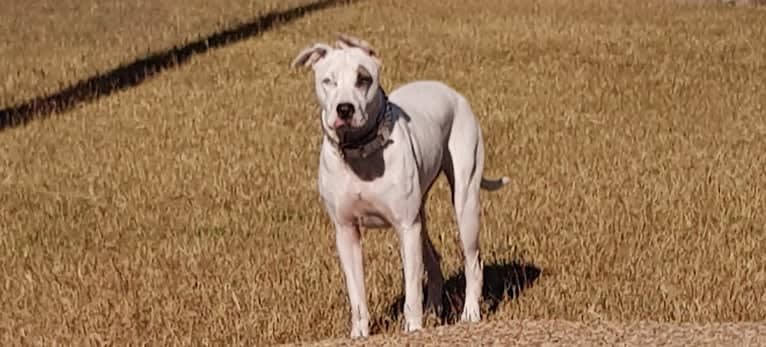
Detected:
[{"left": 324, "top": 93, "right": 395, "bottom": 160}]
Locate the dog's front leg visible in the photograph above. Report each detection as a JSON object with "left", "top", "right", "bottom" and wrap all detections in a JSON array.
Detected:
[
  {"left": 397, "top": 218, "right": 425, "bottom": 333},
  {"left": 335, "top": 222, "right": 370, "bottom": 338}
]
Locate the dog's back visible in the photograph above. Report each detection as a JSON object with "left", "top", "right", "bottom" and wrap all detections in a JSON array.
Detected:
[{"left": 388, "top": 80, "right": 479, "bottom": 142}]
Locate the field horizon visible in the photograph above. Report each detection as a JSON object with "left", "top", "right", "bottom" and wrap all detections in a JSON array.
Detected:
[{"left": 1, "top": 0, "right": 764, "bottom": 345}]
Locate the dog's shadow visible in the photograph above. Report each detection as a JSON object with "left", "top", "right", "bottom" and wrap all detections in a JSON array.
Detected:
[{"left": 370, "top": 259, "right": 541, "bottom": 333}]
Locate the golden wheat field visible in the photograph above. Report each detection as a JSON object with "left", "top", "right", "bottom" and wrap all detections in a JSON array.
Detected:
[{"left": 1, "top": 0, "right": 765, "bottom": 345}]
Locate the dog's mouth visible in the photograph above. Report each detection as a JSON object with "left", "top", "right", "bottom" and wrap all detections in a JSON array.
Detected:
[{"left": 332, "top": 116, "right": 355, "bottom": 129}]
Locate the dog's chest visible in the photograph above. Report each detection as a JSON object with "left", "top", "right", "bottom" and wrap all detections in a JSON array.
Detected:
[
  {"left": 336, "top": 182, "right": 394, "bottom": 229},
  {"left": 319, "top": 140, "right": 421, "bottom": 229}
]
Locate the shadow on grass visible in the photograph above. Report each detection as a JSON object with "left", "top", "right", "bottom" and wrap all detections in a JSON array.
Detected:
[
  {"left": 0, "top": 0, "right": 359, "bottom": 132},
  {"left": 371, "top": 259, "right": 542, "bottom": 333}
]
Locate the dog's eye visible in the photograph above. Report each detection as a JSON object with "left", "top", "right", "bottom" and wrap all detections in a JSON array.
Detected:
[
  {"left": 356, "top": 75, "right": 372, "bottom": 88},
  {"left": 322, "top": 77, "right": 336, "bottom": 87}
]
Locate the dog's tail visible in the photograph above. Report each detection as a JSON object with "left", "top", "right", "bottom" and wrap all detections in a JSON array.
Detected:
[{"left": 480, "top": 176, "right": 510, "bottom": 191}]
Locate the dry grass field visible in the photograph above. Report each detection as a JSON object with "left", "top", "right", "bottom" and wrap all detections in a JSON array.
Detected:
[
  {"left": 0, "top": 0, "right": 318, "bottom": 108},
  {"left": 283, "top": 320, "right": 766, "bottom": 346},
  {"left": 1, "top": 0, "right": 765, "bottom": 345}
]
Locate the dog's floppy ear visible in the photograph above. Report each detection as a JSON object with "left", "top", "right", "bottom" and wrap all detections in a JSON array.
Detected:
[
  {"left": 291, "top": 43, "right": 333, "bottom": 69},
  {"left": 335, "top": 33, "right": 381, "bottom": 65}
]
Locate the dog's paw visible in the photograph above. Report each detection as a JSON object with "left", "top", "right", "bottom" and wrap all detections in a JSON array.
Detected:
[
  {"left": 404, "top": 320, "right": 423, "bottom": 333},
  {"left": 425, "top": 289, "right": 444, "bottom": 317},
  {"left": 350, "top": 319, "right": 369, "bottom": 338},
  {"left": 460, "top": 303, "right": 481, "bottom": 323}
]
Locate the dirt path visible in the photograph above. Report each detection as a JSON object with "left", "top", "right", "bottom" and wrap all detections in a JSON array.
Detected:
[{"left": 283, "top": 320, "right": 766, "bottom": 346}]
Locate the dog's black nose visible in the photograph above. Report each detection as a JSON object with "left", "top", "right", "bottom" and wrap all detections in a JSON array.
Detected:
[{"left": 336, "top": 103, "right": 355, "bottom": 120}]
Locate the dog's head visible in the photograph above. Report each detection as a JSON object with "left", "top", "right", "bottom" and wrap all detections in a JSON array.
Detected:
[{"left": 291, "top": 33, "right": 384, "bottom": 144}]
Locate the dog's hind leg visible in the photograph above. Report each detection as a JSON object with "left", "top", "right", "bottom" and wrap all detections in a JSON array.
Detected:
[
  {"left": 441, "top": 100, "right": 486, "bottom": 323},
  {"left": 420, "top": 204, "right": 444, "bottom": 318}
]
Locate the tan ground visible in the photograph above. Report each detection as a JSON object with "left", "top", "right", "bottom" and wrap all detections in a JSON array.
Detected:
[
  {"left": 1, "top": 0, "right": 765, "bottom": 346},
  {"left": 282, "top": 320, "right": 766, "bottom": 346},
  {"left": 0, "top": 0, "right": 318, "bottom": 107}
]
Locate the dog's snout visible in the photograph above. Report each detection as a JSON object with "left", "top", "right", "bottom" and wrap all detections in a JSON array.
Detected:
[{"left": 336, "top": 103, "right": 355, "bottom": 120}]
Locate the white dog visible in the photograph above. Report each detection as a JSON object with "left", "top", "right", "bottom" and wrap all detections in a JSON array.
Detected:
[{"left": 291, "top": 34, "right": 509, "bottom": 338}]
